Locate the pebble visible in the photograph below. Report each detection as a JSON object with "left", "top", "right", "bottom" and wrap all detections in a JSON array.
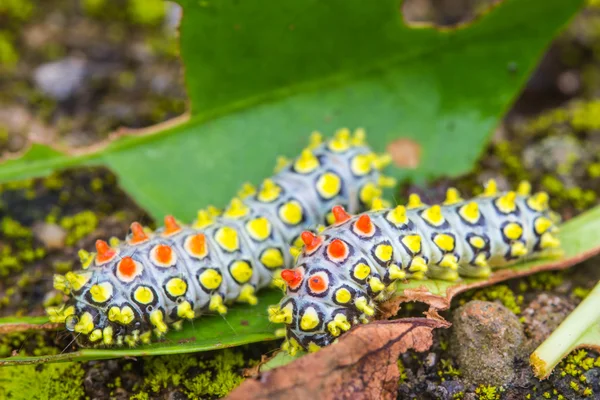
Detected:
[
  {"left": 450, "top": 300, "right": 526, "bottom": 386},
  {"left": 32, "top": 222, "right": 67, "bottom": 250},
  {"left": 33, "top": 57, "right": 87, "bottom": 101}
]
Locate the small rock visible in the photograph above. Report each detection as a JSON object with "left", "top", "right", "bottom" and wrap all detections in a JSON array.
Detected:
[
  {"left": 521, "top": 293, "right": 575, "bottom": 351},
  {"left": 33, "top": 57, "right": 87, "bottom": 101},
  {"left": 33, "top": 222, "right": 67, "bottom": 249},
  {"left": 450, "top": 300, "right": 526, "bottom": 386}
]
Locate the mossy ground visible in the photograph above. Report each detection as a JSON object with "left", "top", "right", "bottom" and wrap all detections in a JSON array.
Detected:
[{"left": 1, "top": 1, "right": 600, "bottom": 399}]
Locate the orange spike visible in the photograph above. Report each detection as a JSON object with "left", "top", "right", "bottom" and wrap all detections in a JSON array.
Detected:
[
  {"left": 332, "top": 205, "right": 351, "bottom": 224},
  {"left": 281, "top": 269, "right": 302, "bottom": 287},
  {"left": 163, "top": 215, "right": 181, "bottom": 235},
  {"left": 95, "top": 240, "right": 116, "bottom": 263},
  {"left": 129, "top": 222, "right": 149, "bottom": 244},
  {"left": 118, "top": 256, "right": 136, "bottom": 277},
  {"left": 155, "top": 244, "right": 173, "bottom": 264},
  {"left": 328, "top": 239, "right": 347, "bottom": 259},
  {"left": 301, "top": 231, "right": 317, "bottom": 247},
  {"left": 355, "top": 214, "right": 372, "bottom": 233}
]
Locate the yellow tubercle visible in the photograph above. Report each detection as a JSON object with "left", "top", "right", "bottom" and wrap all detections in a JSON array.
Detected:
[
  {"left": 53, "top": 274, "right": 70, "bottom": 295},
  {"left": 359, "top": 183, "right": 382, "bottom": 206},
  {"left": 150, "top": 310, "right": 168, "bottom": 334},
  {"left": 474, "top": 253, "right": 489, "bottom": 268},
  {"left": 528, "top": 192, "right": 550, "bottom": 212},
  {"left": 483, "top": 179, "right": 498, "bottom": 196},
  {"left": 194, "top": 209, "right": 214, "bottom": 229},
  {"left": 177, "top": 301, "right": 195, "bottom": 319},
  {"left": 407, "top": 193, "right": 424, "bottom": 209},
  {"left": 444, "top": 187, "right": 463, "bottom": 205},
  {"left": 387, "top": 205, "right": 407, "bottom": 226},
  {"left": 496, "top": 191, "right": 517, "bottom": 213},
  {"left": 388, "top": 264, "right": 406, "bottom": 280},
  {"left": 89, "top": 329, "right": 103, "bottom": 342},
  {"left": 289, "top": 246, "right": 302, "bottom": 261},
  {"left": 308, "top": 131, "right": 323, "bottom": 149},
  {"left": 209, "top": 294, "right": 228, "bottom": 315},
  {"left": 74, "top": 312, "right": 94, "bottom": 334},
  {"left": 511, "top": 242, "right": 528, "bottom": 257},
  {"left": 140, "top": 331, "right": 152, "bottom": 344},
  {"left": 103, "top": 326, "right": 114, "bottom": 345},
  {"left": 237, "top": 284, "right": 258, "bottom": 305},
  {"left": 368, "top": 276, "right": 385, "bottom": 292},
  {"left": 65, "top": 271, "right": 90, "bottom": 291},
  {"left": 237, "top": 182, "right": 256, "bottom": 199},
  {"left": 355, "top": 297, "right": 375, "bottom": 316},
  {"left": 46, "top": 304, "right": 75, "bottom": 323},
  {"left": 352, "top": 127, "right": 366, "bottom": 146},
  {"left": 421, "top": 204, "right": 445, "bottom": 226},
  {"left": 370, "top": 197, "right": 386, "bottom": 211},
  {"left": 378, "top": 175, "right": 397, "bottom": 188},
  {"left": 372, "top": 153, "right": 392, "bottom": 170},
  {"left": 172, "top": 321, "right": 184, "bottom": 330},
  {"left": 78, "top": 249, "right": 94, "bottom": 269},
  {"left": 274, "top": 156, "right": 290, "bottom": 173},
  {"left": 517, "top": 180, "right": 531, "bottom": 196},
  {"left": 282, "top": 337, "right": 302, "bottom": 356},
  {"left": 268, "top": 303, "right": 293, "bottom": 324},
  {"left": 258, "top": 179, "right": 281, "bottom": 202},
  {"left": 540, "top": 232, "right": 561, "bottom": 249},
  {"left": 294, "top": 149, "right": 320, "bottom": 174},
  {"left": 223, "top": 197, "right": 249, "bottom": 219},
  {"left": 409, "top": 256, "right": 428, "bottom": 272},
  {"left": 438, "top": 254, "right": 459, "bottom": 270},
  {"left": 300, "top": 307, "right": 320, "bottom": 331},
  {"left": 307, "top": 342, "right": 321, "bottom": 353}
]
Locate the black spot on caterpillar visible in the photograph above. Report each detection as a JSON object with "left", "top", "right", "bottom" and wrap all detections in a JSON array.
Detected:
[
  {"left": 46, "top": 129, "right": 394, "bottom": 347},
  {"left": 268, "top": 180, "right": 562, "bottom": 354}
]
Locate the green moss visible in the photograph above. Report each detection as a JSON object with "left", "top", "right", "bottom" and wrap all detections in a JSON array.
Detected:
[
  {"left": 81, "top": 0, "right": 107, "bottom": 16},
  {"left": 1, "top": 217, "right": 32, "bottom": 239},
  {"left": 474, "top": 385, "right": 503, "bottom": 400},
  {"left": 526, "top": 271, "right": 565, "bottom": 291},
  {"left": 0, "top": 31, "right": 18, "bottom": 69},
  {"left": 60, "top": 210, "right": 99, "bottom": 246},
  {"left": 398, "top": 359, "right": 407, "bottom": 384},
  {"left": 472, "top": 285, "right": 523, "bottom": 314},
  {"left": 129, "top": 349, "right": 252, "bottom": 399},
  {"left": 0, "top": 0, "right": 33, "bottom": 20},
  {"left": 0, "top": 362, "right": 85, "bottom": 400},
  {"left": 128, "top": 0, "right": 165, "bottom": 26},
  {"left": 437, "top": 358, "right": 461, "bottom": 381}
]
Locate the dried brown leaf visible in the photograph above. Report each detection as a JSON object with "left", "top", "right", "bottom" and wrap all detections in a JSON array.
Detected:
[{"left": 227, "top": 318, "right": 449, "bottom": 400}]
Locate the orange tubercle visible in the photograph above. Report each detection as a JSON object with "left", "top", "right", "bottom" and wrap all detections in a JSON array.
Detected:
[
  {"left": 164, "top": 215, "right": 181, "bottom": 235},
  {"left": 327, "top": 239, "right": 348, "bottom": 260},
  {"left": 355, "top": 214, "right": 373, "bottom": 234},
  {"left": 301, "top": 231, "right": 322, "bottom": 252},
  {"left": 308, "top": 274, "right": 327, "bottom": 293},
  {"left": 95, "top": 240, "right": 116, "bottom": 264},
  {"left": 281, "top": 269, "right": 302, "bottom": 289},
  {"left": 129, "top": 222, "right": 149, "bottom": 244},
  {"left": 155, "top": 244, "right": 173, "bottom": 264},
  {"left": 118, "top": 256, "right": 136, "bottom": 277},
  {"left": 332, "top": 205, "right": 351, "bottom": 223},
  {"left": 188, "top": 233, "right": 207, "bottom": 257}
]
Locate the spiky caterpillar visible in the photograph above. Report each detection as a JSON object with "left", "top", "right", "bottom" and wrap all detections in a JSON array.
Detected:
[
  {"left": 46, "top": 129, "right": 394, "bottom": 347},
  {"left": 268, "top": 180, "right": 562, "bottom": 354}
]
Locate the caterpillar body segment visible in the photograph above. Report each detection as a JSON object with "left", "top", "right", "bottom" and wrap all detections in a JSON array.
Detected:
[
  {"left": 269, "top": 181, "right": 561, "bottom": 354},
  {"left": 47, "top": 129, "right": 394, "bottom": 347}
]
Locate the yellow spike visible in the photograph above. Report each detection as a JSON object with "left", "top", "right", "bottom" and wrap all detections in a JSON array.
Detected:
[
  {"left": 258, "top": 178, "right": 282, "bottom": 202},
  {"left": 534, "top": 217, "right": 554, "bottom": 235},
  {"left": 282, "top": 337, "right": 302, "bottom": 356},
  {"left": 89, "top": 329, "right": 102, "bottom": 342},
  {"left": 78, "top": 249, "right": 94, "bottom": 269},
  {"left": 172, "top": 320, "right": 184, "bottom": 331},
  {"left": 150, "top": 310, "right": 168, "bottom": 334},
  {"left": 421, "top": 204, "right": 445, "bottom": 226},
  {"left": 438, "top": 254, "right": 459, "bottom": 270},
  {"left": 290, "top": 246, "right": 302, "bottom": 261},
  {"left": 368, "top": 277, "right": 385, "bottom": 292},
  {"left": 540, "top": 232, "right": 561, "bottom": 249},
  {"left": 497, "top": 191, "right": 517, "bottom": 213},
  {"left": 109, "top": 236, "right": 121, "bottom": 248},
  {"left": 359, "top": 182, "right": 382, "bottom": 205},
  {"left": 307, "top": 342, "right": 321, "bottom": 353},
  {"left": 224, "top": 197, "right": 249, "bottom": 219},
  {"left": 378, "top": 175, "right": 397, "bottom": 188},
  {"left": 65, "top": 272, "right": 89, "bottom": 291},
  {"left": 209, "top": 294, "right": 227, "bottom": 315},
  {"left": 483, "top": 179, "right": 498, "bottom": 196},
  {"left": 177, "top": 301, "right": 195, "bottom": 319},
  {"left": 194, "top": 209, "right": 214, "bottom": 229},
  {"left": 388, "top": 264, "right": 406, "bottom": 280},
  {"left": 140, "top": 331, "right": 152, "bottom": 344},
  {"left": 511, "top": 242, "right": 528, "bottom": 257},
  {"left": 294, "top": 149, "right": 320, "bottom": 173},
  {"left": 52, "top": 274, "right": 70, "bottom": 295},
  {"left": 528, "top": 192, "right": 550, "bottom": 212},
  {"left": 370, "top": 197, "right": 386, "bottom": 211},
  {"left": 409, "top": 256, "right": 428, "bottom": 272},
  {"left": 274, "top": 328, "right": 287, "bottom": 338},
  {"left": 237, "top": 182, "right": 256, "bottom": 199},
  {"left": 74, "top": 312, "right": 94, "bottom": 334},
  {"left": 372, "top": 153, "right": 392, "bottom": 170},
  {"left": 268, "top": 303, "right": 293, "bottom": 324},
  {"left": 316, "top": 224, "right": 326, "bottom": 233},
  {"left": 327, "top": 314, "right": 352, "bottom": 337},
  {"left": 354, "top": 297, "right": 375, "bottom": 316},
  {"left": 517, "top": 180, "right": 531, "bottom": 196},
  {"left": 274, "top": 156, "right": 290, "bottom": 173},
  {"left": 237, "top": 284, "right": 258, "bottom": 305},
  {"left": 207, "top": 205, "right": 221, "bottom": 217},
  {"left": 444, "top": 188, "right": 463, "bottom": 205},
  {"left": 474, "top": 253, "right": 489, "bottom": 268},
  {"left": 308, "top": 131, "right": 323, "bottom": 149},
  {"left": 352, "top": 127, "right": 366, "bottom": 146},
  {"left": 103, "top": 326, "right": 114, "bottom": 346},
  {"left": 407, "top": 193, "right": 425, "bottom": 209},
  {"left": 46, "top": 304, "right": 75, "bottom": 323},
  {"left": 387, "top": 205, "right": 408, "bottom": 226}
]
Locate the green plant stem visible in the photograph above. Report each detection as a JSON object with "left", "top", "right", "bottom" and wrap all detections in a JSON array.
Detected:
[{"left": 531, "top": 280, "right": 600, "bottom": 379}]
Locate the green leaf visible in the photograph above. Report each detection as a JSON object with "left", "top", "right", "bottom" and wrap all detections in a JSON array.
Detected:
[
  {"left": 0, "top": 0, "right": 584, "bottom": 221},
  {"left": 0, "top": 290, "right": 281, "bottom": 366},
  {"left": 530, "top": 280, "right": 600, "bottom": 379}
]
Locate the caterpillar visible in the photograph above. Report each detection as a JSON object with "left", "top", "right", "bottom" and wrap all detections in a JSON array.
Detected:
[
  {"left": 268, "top": 180, "right": 562, "bottom": 354},
  {"left": 45, "top": 129, "right": 395, "bottom": 347}
]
